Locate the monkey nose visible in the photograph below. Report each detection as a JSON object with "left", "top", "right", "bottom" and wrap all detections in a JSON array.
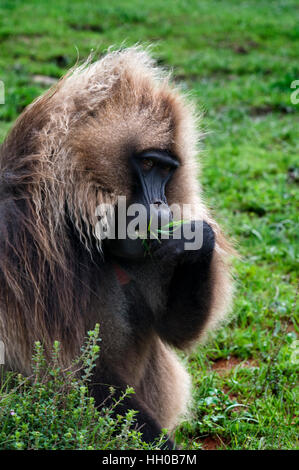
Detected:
[
  {"left": 150, "top": 201, "right": 173, "bottom": 235},
  {"left": 153, "top": 200, "right": 163, "bottom": 209}
]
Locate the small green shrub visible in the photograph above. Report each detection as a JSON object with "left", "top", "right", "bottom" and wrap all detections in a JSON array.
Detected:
[{"left": 0, "top": 325, "right": 166, "bottom": 450}]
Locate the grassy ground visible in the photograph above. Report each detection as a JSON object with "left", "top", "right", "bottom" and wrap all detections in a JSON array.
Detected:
[{"left": 0, "top": 0, "right": 298, "bottom": 450}]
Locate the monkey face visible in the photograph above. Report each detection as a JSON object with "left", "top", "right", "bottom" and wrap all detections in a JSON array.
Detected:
[{"left": 106, "top": 150, "right": 179, "bottom": 259}]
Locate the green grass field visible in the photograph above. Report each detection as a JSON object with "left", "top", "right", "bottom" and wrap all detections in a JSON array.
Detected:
[{"left": 0, "top": 0, "right": 298, "bottom": 450}]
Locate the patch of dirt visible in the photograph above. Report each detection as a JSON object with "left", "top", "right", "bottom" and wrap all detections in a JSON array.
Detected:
[
  {"left": 223, "top": 388, "right": 248, "bottom": 413},
  {"left": 14, "top": 34, "right": 43, "bottom": 43},
  {"left": 250, "top": 104, "right": 294, "bottom": 116},
  {"left": 51, "top": 55, "right": 70, "bottom": 68},
  {"left": 200, "top": 435, "right": 228, "bottom": 450},
  {"left": 217, "top": 39, "right": 259, "bottom": 55},
  {"left": 211, "top": 357, "right": 257, "bottom": 375},
  {"left": 174, "top": 74, "right": 200, "bottom": 83},
  {"left": 32, "top": 75, "right": 58, "bottom": 86},
  {"left": 232, "top": 41, "right": 259, "bottom": 54},
  {"left": 222, "top": 385, "right": 239, "bottom": 400},
  {"left": 286, "top": 323, "right": 296, "bottom": 333},
  {"left": 69, "top": 23, "right": 104, "bottom": 33}
]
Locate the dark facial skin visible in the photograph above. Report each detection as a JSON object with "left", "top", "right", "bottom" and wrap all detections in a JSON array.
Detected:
[
  {"left": 107, "top": 150, "right": 179, "bottom": 259},
  {"left": 131, "top": 150, "right": 179, "bottom": 209}
]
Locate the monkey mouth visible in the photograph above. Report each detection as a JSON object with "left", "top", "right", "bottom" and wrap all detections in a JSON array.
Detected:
[{"left": 105, "top": 209, "right": 173, "bottom": 260}]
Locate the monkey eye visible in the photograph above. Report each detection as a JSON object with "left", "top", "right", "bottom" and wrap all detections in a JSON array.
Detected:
[
  {"left": 163, "top": 166, "right": 171, "bottom": 172},
  {"left": 141, "top": 159, "right": 155, "bottom": 171}
]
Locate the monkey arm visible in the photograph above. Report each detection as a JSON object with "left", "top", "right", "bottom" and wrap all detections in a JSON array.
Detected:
[
  {"left": 90, "top": 367, "right": 174, "bottom": 449},
  {"left": 153, "top": 221, "right": 216, "bottom": 349}
]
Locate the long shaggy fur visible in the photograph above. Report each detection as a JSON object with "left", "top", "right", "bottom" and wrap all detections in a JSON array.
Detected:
[{"left": 0, "top": 47, "right": 233, "bottom": 430}]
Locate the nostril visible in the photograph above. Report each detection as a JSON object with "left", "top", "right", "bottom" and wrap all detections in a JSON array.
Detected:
[{"left": 153, "top": 200, "right": 163, "bottom": 207}]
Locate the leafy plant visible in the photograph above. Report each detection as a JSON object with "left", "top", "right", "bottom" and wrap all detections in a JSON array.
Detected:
[{"left": 0, "top": 326, "right": 167, "bottom": 450}]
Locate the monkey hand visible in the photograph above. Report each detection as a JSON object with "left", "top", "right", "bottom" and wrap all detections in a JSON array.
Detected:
[
  {"left": 151, "top": 220, "right": 215, "bottom": 266},
  {"left": 152, "top": 221, "right": 216, "bottom": 348}
]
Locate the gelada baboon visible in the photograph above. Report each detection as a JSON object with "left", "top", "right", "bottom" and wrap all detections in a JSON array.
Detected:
[{"left": 0, "top": 47, "right": 233, "bottom": 447}]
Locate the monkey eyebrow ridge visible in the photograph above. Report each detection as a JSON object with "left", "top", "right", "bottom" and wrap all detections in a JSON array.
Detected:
[{"left": 135, "top": 150, "right": 180, "bottom": 168}]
